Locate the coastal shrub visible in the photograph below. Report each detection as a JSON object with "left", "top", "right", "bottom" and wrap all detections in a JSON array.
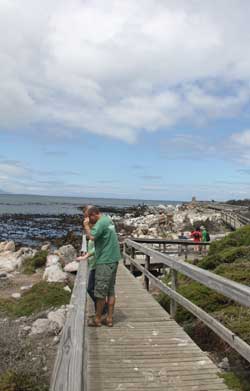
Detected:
[
  {"left": 22, "top": 251, "right": 48, "bottom": 274},
  {"left": 0, "top": 281, "right": 71, "bottom": 317},
  {"left": 220, "top": 371, "right": 250, "bottom": 391},
  {"left": 208, "top": 226, "right": 250, "bottom": 257},
  {"left": 198, "top": 246, "right": 250, "bottom": 270},
  {"left": 215, "top": 261, "right": 250, "bottom": 285},
  {"left": 0, "top": 370, "right": 48, "bottom": 391}
]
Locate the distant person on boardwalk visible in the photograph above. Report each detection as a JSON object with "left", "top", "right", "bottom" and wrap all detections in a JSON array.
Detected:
[
  {"left": 201, "top": 226, "right": 210, "bottom": 254},
  {"left": 191, "top": 227, "right": 202, "bottom": 252},
  {"left": 178, "top": 231, "right": 188, "bottom": 255},
  {"left": 84, "top": 206, "right": 121, "bottom": 327}
]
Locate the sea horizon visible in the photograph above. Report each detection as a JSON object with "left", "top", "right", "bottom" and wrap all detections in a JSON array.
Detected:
[{"left": 0, "top": 193, "right": 185, "bottom": 215}]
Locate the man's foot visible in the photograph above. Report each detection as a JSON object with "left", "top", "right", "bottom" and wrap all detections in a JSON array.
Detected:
[
  {"left": 103, "top": 317, "right": 113, "bottom": 327},
  {"left": 88, "top": 318, "right": 102, "bottom": 327}
]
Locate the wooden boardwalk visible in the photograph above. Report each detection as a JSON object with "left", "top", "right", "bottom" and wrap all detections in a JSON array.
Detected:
[{"left": 87, "top": 264, "right": 229, "bottom": 391}]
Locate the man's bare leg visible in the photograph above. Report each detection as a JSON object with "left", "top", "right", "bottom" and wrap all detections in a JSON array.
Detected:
[
  {"left": 95, "top": 298, "right": 106, "bottom": 325},
  {"left": 107, "top": 295, "right": 116, "bottom": 326}
]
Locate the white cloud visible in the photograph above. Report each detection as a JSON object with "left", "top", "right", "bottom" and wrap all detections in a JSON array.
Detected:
[{"left": 1, "top": 1, "right": 250, "bottom": 142}]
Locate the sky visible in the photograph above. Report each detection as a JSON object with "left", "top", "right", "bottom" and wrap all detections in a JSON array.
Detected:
[{"left": 1, "top": 0, "right": 250, "bottom": 201}]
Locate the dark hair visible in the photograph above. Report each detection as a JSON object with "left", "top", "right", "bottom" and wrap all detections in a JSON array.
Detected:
[{"left": 88, "top": 206, "right": 100, "bottom": 215}]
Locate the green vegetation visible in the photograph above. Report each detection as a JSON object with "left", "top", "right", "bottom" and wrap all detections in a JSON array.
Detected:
[
  {"left": 220, "top": 372, "right": 250, "bottom": 391},
  {"left": 0, "top": 281, "right": 71, "bottom": 317},
  {"left": 22, "top": 251, "right": 48, "bottom": 274},
  {"left": 0, "top": 371, "right": 48, "bottom": 391},
  {"left": 158, "top": 226, "right": 250, "bottom": 387}
]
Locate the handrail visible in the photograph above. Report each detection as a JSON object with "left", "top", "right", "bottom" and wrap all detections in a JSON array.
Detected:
[
  {"left": 124, "top": 239, "right": 250, "bottom": 363},
  {"left": 130, "top": 237, "right": 210, "bottom": 245},
  {"left": 50, "top": 261, "right": 88, "bottom": 391}
]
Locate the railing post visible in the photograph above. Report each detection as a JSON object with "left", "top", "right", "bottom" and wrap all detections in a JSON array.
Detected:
[
  {"left": 170, "top": 269, "right": 178, "bottom": 319},
  {"left": 131, "top": 247, "right": 135, "bottom": 273},
  {"left": 144, "top": 255, "right": 150, "bottom": 291},
  {"left": 185, "top": 244, "right": 188, "bottom": 261},
  {"left": 123, "top": 242, "right": 126, "bottom": 266}
]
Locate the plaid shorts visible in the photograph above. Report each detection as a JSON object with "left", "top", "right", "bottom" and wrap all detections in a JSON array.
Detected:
[{"left": 94, "top": 262, "right": 118, "bottom": 299}]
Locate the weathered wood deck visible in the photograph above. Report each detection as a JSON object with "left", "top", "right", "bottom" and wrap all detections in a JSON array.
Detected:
[{"left": 87, "top": 264, "right": 229, "bottom": 391}]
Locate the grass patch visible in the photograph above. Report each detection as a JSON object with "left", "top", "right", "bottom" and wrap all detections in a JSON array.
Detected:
[
  {"left": 0, "top": 370, "right": 48, "bottom": 391},
  {"left": 0, "top": 281, "right": 71, "bottom": 317},
  {"left": 219, "top": 372, "right": 250, "bottom": 391},
  {"left": 22, "top": 251, "right": 48, "bottom": 274}
]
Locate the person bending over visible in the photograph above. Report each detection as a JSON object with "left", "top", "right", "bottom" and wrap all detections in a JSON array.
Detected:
[{"left": 84, "top": 206, "right": 121, "bottom": 327}]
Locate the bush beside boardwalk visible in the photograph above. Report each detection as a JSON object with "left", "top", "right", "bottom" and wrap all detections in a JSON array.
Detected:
[{"left": 159, "top": 225, "right": 250, "bottom": 390}]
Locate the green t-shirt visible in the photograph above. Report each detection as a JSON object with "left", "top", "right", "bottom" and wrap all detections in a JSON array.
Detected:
[
  {"left": 202, "top": 230, "right": 207, "bottom": 242},
  {"left": 87, "top": 239, "right": 96, "bottom": 271},
  {"left": 91, "top": 215, "right": 121, "bottom": 264}
]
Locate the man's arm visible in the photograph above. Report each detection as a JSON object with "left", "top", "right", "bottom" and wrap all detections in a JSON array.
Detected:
[{"left": 84, "top": 218, "right": 95, "bottom": 240}]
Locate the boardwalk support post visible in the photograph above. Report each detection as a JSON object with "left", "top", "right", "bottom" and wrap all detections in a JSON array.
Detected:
[
  {"left": 130, "top": 247, "right": 135, "bottom": 273},
  {"left": 170, "top": 269, "right": 178, "bottom": 319},
  {"left": 144, "top": 254, "right": 150, "bottom": 291}
]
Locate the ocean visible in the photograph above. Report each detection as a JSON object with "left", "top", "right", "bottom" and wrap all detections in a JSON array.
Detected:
[
  {"left": 0, "top": 194, "right": 181, "bottom": 246},
  {"left": 0, "top": 194, "right": 181, "bottom": 215}
]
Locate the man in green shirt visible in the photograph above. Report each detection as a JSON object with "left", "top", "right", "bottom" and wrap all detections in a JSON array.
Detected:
[{"left": 84, "top": 206, "right": 121, "bottom": 327}]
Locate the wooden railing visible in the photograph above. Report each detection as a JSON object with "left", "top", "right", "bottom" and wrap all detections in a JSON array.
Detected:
[
  {"left": 124, "top": 239, "right": 250, "bottom": 363},
  {"left": 50, "top": 261, "right": 88, "bottom": 391},
  {"left": 130, "top": 237, "right": 211, "bottom": 260}
]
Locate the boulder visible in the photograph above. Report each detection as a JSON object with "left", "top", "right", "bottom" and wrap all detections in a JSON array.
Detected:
[
  {"left": 41, "top": 243, "right": 51, "bottom": 252},
  {"left": 0, "top": 241, "right": 15, "bottom": 253},
  {"left": 64, "top": 261, "right": 79, "bottom": 273},
  {"left": 11, "top": 293, "right": 21, "bottom": 299},
  {"left": 56, "top": 245, "right": 77, "bottom": 265},
  {"left": 43, "top": 264, "right": 67, "bottom": 283},
  {"left": 4, "top": 241, "right": 15, "bottom": 252},
  {"left": 46, "top": 254, "right": 60, "bottom": 267},
  {"left": 47, "top": 308, "right": 67, "bottom": 331},
  {"left": 0, "top": 252, "right": 21, "bottom": 273},
  {"left": 30, "top": 319, "right": 51, "bottom": 335}
]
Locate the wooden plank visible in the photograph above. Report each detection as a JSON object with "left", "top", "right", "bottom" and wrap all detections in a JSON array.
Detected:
[
  {"left": 125, "top": 254, "right": 250, "bottom": 363},
  {"left": 87, "top": 264, "right": 229, "bottom": 391},
  {"left": 125, "top": 239, "right": 250, "bottom": 307},
  {"left": 50, "top": 261, "right": 88, "bottom": 391}
]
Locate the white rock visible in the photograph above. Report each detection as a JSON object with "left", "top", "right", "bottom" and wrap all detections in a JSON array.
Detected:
[
  {"left": 4, "top": 241, "right": 15, "bottom": 252},
  {"left": 0, "top": 252, "right": 21, "bottom": 273},
  {"left": 20, "top": 285, "right": 33, "bottom": 291},
  {"left": 41, "top": 243, "right": 51, "bottom": 252},
  {"left": 11, "top": 293, "right": 21, "bottom": 299},
  {"left": 30, "top": 318, "right": 50, "bottom": 335},
  {"left": 46, "top": 254, "right": 60, "bottom": 267},
  {"left": 56, "top": 245, "right": 77, "bottom": 265},
  {"left": 218, "top": 357, "right": 230, "bottom": 370},
  {"left": 64, "top": 261, "right": 79, "bottom": 273},
  {"left": 64, "top": 285, "right": 71, "bottom": 293},
  {"left": 48, "top": 308, "right": 66, "bottom": 331},
  {"left": 43, "top": 264, "right": 67, "bottom": 283}
]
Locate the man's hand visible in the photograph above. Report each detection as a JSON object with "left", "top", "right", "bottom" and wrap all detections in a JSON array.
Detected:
[
  {"left": 77, "top": 253, "right": 89, "bottom": 262},
  {"left": 84, "top": 217, "right": 90, "bottom": 227}
]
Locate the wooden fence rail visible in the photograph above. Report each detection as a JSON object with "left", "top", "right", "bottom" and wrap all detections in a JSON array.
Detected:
[
  {"left": 130, "top": 237, "right": 211, "bottom": 260},
  {"left": 124, "top": 239, "right": 250, "bottom": 363},
  {"left": 50, "top": 261, "right": 88, "bottom": 391}
]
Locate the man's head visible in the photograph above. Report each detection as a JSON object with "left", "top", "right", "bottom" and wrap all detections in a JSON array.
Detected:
[
  {"left": 88, "top": 206, "right": 101, "bottom": 224},
  {"left": 84, "top": 205, "right": 93, "bottom": 218}
]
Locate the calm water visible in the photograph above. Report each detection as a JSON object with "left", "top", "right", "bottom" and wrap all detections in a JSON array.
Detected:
[{"left": 0, "top": 194, "right": 181, "bottom": 215}]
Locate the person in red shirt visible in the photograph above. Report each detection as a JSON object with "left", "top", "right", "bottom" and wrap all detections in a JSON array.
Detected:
[{"left": 191, "top": 227, "right": 202, "bottom": 252}]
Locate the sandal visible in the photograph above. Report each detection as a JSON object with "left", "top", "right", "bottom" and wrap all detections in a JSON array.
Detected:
[
  {"left": 88, "top": 318, "right": 102, "bottom": 327},
  {"left": 103, "top": 318, "right": 113, "bottom": 327}
]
